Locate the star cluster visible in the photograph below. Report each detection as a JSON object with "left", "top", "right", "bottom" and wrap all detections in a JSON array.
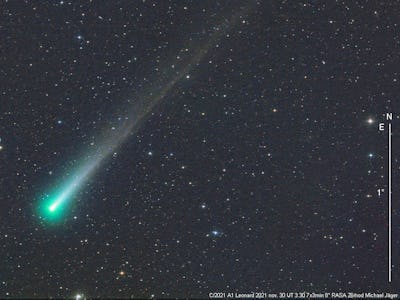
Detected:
[{"left": 0, "top": 0, "right": 399, "bottom": 298}]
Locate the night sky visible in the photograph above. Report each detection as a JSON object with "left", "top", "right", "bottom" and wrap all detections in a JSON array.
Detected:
[{"left": 1, "top": 0, "right": 399, "bottom": 299}]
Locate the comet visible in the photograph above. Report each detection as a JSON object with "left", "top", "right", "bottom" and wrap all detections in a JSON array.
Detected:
[
  {"left": 37, "top": 151, "right": 108, "bottom": 222},
  {"left": 36, "top": 4, "right": 255, "bottom": 223},
  {"left": 38, "top": 50, "right": 206, "bottom": 222}
]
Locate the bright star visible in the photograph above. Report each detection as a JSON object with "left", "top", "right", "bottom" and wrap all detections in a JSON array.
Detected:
[
  {"left": 211, "top": 230, "right": 220, "bottom": 236},
  {"left": 75, "top": 294, "right": 83, "bottom": 300},
  {"left": 367, "top": 118, "right": 375, "bottom": 125}
]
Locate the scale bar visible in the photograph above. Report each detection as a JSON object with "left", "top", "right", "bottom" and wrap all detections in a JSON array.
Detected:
[{"left": 389, "top": 123, "right": 392, "bottom": 283}]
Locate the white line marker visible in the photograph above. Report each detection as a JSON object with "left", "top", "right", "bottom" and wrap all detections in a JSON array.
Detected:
[{"left": 389, "top": 123, "right": 392, "bottom": 283}]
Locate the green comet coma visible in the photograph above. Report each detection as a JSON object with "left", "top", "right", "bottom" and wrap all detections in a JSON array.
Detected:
[
  {"left": 36, "top": 152, "right": 104, "bottom": 224},
  {"left": 37, "top": 179, "right": 81, "bottom": 223},
  {"left": 38, "top": 193, "right": 68, "bottom": 223}
]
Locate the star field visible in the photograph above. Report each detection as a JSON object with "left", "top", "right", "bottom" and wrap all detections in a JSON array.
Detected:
[{"left": 0, "top": 0, "right": 399, "bottom": 298}]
